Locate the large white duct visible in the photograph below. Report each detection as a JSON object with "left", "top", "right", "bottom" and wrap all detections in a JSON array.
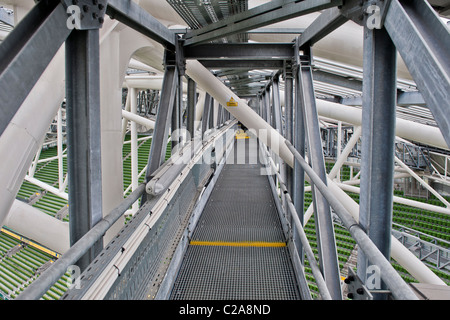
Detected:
[
  {"left": 185, "top": 58, "right": 445, "bottom": 286},
  {"left": 122, "top": 109, "right": 155, "bottom": 129}
]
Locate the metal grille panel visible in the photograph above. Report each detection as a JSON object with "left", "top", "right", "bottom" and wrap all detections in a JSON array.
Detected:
[{"left": 170, "top": 245, "right": 300, "bottom": 300}]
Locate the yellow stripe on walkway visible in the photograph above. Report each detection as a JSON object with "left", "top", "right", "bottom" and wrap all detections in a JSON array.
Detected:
[{"left": 190, "top": 240, "right": 286, "bottom": 247}]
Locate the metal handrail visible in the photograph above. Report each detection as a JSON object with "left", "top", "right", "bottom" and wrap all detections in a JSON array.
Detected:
[{"left": 285, "top": 140, "right": 419, "bottom": 300}]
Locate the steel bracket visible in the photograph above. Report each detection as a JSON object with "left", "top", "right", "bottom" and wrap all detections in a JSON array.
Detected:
[
  {"left": 344, "top": 267, "right": 373, "bottom": 300},
  {"left": 61, "top": 0, "right": 107, "bottom": 30}
]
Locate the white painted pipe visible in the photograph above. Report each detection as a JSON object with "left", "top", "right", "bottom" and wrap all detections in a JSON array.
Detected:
[
  {"left": 121, "top": 109, "right": 155, "bottom": 130},
  {"left": 5, "top": 200, "right": 70, "bottom": 254},
  {"left": 272, "top": 88, "right": 446, "bottom": 151},
  {"left": 394, "top": 156, "right": 450, "bottom": 208},
  {"left": 27, "top": 145, "right": 42, "bottom": 178}
]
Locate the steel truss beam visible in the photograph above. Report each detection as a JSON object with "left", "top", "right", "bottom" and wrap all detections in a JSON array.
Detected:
[{"left": 184, "top": 0, "right": 342, "bottom": 46}]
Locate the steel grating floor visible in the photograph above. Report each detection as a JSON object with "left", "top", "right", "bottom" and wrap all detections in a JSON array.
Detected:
[{"left": 169, "top": 137, "right": 301, "bottom": 300}]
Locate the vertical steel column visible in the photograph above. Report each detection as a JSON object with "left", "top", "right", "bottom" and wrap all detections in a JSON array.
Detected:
[
  {"left": 284, "top": 66, "right": 294, "bottom": 195},
  {"left": 358, "top": 26, "right": 397, "bottom": 299},
  {"left": 65, "top": 29, "right": 103, "bottom": 271},
  {"left": 186, "top": 77, "right": 197, "bottom": 140},
  {"left": 298, "top": 58, "right": 342, "bottom": 300}
]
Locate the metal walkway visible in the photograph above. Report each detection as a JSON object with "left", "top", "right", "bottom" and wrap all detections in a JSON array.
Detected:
[{"left": 169, "top": 136, "right": 301, "bottom": 300}]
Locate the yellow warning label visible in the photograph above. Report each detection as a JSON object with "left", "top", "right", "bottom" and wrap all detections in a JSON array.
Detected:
[{"left": 226, "top": 97, "right": 238, "bottom": 107}]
